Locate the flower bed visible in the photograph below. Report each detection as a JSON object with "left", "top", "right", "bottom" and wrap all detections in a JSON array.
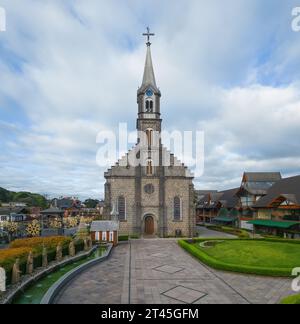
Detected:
[
  {"left": 0, "top": 236, "right": 84, "bottom": 286},
  {"left": 0, "top": 247, "right": 32, "bottom": 268},
  {"left": 10, "top": 236, "right": 71, "bottom": 250}
]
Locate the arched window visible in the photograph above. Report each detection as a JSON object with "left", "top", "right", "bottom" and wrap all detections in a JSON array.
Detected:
[
  {"left": 146, "top": 129, "right": 153, "bottom": 147},
  {"left": 118, "top": 196, "right": 126, "bottom": 221},
  {"left": 150, "top": 100, "right": 153, "bottom": 111},
  {"left": 145, "top": 99, "right": 153, "bottom": 113},
  {"left": 147, "top": 160, "right": 153, "bottom": 175},
  {"left": 174, "top": 197, "right": 181, "bottom": 221}
]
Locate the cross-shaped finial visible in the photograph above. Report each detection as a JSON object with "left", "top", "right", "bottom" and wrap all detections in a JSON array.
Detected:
[{"left": 143, "top": 27, "right": 155, "bottom": 46}]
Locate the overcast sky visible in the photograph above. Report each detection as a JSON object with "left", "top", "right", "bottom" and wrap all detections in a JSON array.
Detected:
[{"left": 0, "top": 0, "right": 300, "bottom": 199}]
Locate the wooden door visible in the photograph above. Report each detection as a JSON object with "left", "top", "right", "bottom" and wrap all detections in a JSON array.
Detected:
[{"left": 145, "top": 216, "right": 154, "bottom": 235}]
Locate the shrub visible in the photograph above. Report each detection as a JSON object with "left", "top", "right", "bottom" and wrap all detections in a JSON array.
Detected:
[
  {"left": 10, "top": 236, "right": 71, "bottom": 251},
  {"left": 1, "top": 235, "right": 89, "bottom": 286},
  {"left": 0, "top": 247, "right": 32, "bottom": 268},
  {"left": 206, "top": 225, "right": 250, "bottom": 238},
  {"left": 2, "top": 236, "right": 77, "bottom": 286},
  {"left": 33, "top": 254, "right": 43, "bottom": 269},
  {"left": 178, "top": 238, "right": 297, "bottom": 277},
  {"left": 74, "top": 239, "right": 84, "bottom": 254},
  {"left": 118, "top": 235, "right": 129, "bottom": 242},
  {"left": 47, "top": 249, "right": 57, "bottom": 263},
  {"left": 0, "top": 247, "right": 32, "bottom": 285},
  {"left": 130, "top": 234, "right": 140, "bottom": 239}
]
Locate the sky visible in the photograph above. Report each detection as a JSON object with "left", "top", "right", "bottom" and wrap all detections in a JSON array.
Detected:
[{"left": 0, "top": 0, "right": 300, "bottom": 199}]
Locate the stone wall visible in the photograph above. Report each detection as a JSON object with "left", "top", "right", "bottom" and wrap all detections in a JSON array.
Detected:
[
  {"left": 165, "top": 178, "right": 195, "bottom": 237},
  {"left": 108, "top": 177, "right": 136, "bottom": 235},
  {"left": 105, "top": 174, "right": 196, "bottom": 238}
]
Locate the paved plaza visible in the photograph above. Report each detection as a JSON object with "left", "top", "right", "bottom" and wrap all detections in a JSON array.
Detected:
[
  {"left": 196, "top": 226, "right": 237, "bottom": 238},
  {"left": 54, "top": 238, "right": 294, "bottom": 304}
]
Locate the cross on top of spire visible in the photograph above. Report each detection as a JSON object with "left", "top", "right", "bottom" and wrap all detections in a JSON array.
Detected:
[{"left": 143, "top": 27, "right": 155, "bottom": 47}]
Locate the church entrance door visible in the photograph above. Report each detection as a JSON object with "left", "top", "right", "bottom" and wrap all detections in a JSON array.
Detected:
[{"left": 145, "top": 215, "right": 154, "bottom": 235}]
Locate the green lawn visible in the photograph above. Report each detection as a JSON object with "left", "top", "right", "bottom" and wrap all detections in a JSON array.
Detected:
[
  {"left": 179, "top": 238, "right": 300, "bottom": 277},
  {"left": 281, "top": 293, "right": 300, "bottom": 304},
  {"left": 196, "top": 240, "right": 300, "bottom": 269}
]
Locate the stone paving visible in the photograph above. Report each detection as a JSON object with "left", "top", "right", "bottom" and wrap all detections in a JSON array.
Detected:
[
  {"left": 197, "top": 226, "right": 237, "bottom": 238},
  {"left": 55, "top": 239, "right": 294, "bottom": 304}
]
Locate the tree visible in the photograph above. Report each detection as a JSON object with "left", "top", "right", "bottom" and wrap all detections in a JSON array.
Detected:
[
  {"left": 84, "top": 199, "right": 99, "bottom": 209},
  {"left": 0, "top": 187, "right": 48, "bottom": 208}
]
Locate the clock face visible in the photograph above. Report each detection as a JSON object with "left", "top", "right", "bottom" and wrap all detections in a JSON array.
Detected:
[{"left": 146, "top": 89, "right": 153, "bottom": 97}]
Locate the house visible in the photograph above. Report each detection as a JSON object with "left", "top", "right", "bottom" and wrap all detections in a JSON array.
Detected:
[
  {"left": 0, "top": 207, "right": 28, "bottom": 224},
  {"left": 1, "top": 202, "right": 27, "bottom": 208},
  {"left": 80, "top": 208, "right": 102, "bottom": 219},
  {"left": 236, "top": 172, "right": 282, "bottom": 224},
  {"left": 213, "top": 188, "right": 240, "bottom": 226},
  {"left": 196, "top": 188, "right": 240, "bottom": 225},
  {"left": 196, "top": 190, "right": 219, "bottom": 223},
  {"left": 250, "top": 175, "right": 300, "bottom": 238},
  {"left": 90, "top": 221, "right": 119, "bottom": 246},
  {"left": 29, "top": 207, "right": 41, "bottom": 219},
  {"left": 51, "top": 197, "right": 82, "bottom": 217},
  {"left": 40, "top": 206, "right": 64, "bottom": 236}
]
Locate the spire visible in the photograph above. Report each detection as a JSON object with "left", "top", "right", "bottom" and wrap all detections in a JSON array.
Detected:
[
  {"left": 142, "top": 45, "right": 157, "bottom": 88},
  {"left": 138, "top": 27, "right": 160, "bottom": 94}
]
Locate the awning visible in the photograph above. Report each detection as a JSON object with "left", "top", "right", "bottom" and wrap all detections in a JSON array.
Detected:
[
  {"left": 214, "top": 217, "right": 237, "bottom": 223},
  {"left": 247, "top": 219, "right": 299, "bottom": 229}
]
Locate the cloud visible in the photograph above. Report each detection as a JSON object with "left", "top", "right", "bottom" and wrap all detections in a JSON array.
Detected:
[{"left": 0, "top": 0, "right": 300, "bottom": 198}]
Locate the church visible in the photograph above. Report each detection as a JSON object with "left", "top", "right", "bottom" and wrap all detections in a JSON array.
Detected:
[{"left": 104, "top": 29, "right": 196, "bottom": 238}]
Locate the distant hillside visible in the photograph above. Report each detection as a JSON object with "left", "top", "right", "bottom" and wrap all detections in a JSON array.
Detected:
[{"left": 0, "top": 187, "right": 48, "bottom": 208}]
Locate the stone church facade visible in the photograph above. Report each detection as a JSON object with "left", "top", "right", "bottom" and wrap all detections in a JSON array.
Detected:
[{"left": 104, "top": 32, "right": 196, "bottom": 238}]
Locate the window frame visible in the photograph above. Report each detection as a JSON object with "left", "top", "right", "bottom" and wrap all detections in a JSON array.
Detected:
[
  {"left": 117, "top": 196, "right": 127, "bottom": 221},
  {"left": 173, "top": 196, "right": 182, "bottom": 221},
  {"left": 147, "top": 160, "right": 153, "bottom": 176}
]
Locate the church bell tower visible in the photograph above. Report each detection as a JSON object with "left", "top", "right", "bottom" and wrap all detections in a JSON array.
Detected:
[{"left": 137, "top": 28, "right": 162, "bottom": 135}]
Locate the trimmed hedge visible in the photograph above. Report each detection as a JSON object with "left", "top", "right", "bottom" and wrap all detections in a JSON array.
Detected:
[
  {"left": 74, "top": 239, "right": 84, "bottom": 254},
  {"left": 129, "top": 234, "right": 140, "bottom": 240},
  {"left": 191, "top": 237, "right": 300, "bottom": 245},
  {"left": 178, "top": 238, "right": 299, "bottom": 277},
  {"left": 118, "top": 234, "right": 140, "bottom": 241},
  {"left": 118, "top": 235, "right": 129, "bottom": 242},
  {"left": 206, "top": 225, "right": 250, "bottom": 238}
]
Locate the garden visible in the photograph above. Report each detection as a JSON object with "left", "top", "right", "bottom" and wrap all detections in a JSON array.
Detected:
[
  {"left": 0, "top": 236, "right": 87, "bottom": 287},
  {"left": 179, "top": 238, "right": 300, "bottom": 277},
  {"left": 0, "top": 234, "right": 111, "bottom": 304}
]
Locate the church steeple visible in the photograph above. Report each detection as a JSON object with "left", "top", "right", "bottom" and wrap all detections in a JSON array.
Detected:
[
  {"left": 138, "top": 27, "right": 161, "bottom": 95},
  {"left": 137, "top": 27, "right": 162, "bottom": 134},
  {"left": 141, "top": 45, "right": 157, "bottom": 90}
]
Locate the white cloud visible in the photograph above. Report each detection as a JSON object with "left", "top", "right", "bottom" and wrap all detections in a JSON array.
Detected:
[{"left": 0, "top": 0, "right": 300, "bottom": 198}]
